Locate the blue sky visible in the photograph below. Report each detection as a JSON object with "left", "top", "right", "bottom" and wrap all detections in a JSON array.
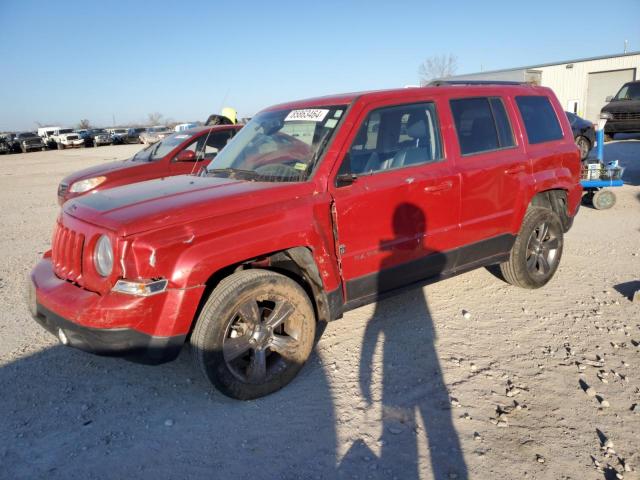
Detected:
[{"left": 1, "top": 0, "right": 639, "bottom": 131}]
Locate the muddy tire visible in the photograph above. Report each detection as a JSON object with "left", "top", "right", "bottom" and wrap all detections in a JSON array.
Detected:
[
  {"left": 191, "top": 269, "right": 316, "bottom": 400},
  {"left": 499, "top": 207, "right": 564, "bottom": 289}
]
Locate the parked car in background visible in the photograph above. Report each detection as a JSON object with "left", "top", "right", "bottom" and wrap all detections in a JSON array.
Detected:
[
  {"left": 46, "top": 128, "right": 84, "bottom": 149},
  {"left": 600, "top": 80, "right": 640, "bottom": 141},
  {"left": 31, "top": 84, "right": 581, "bottom": 399},
  {"left": 1, "top": 133, "right": 20, "bottom": 153},
  {"left": 79, "top": 128, "right": 112, "bottom": 147},
  {"left": 0, "top": 136, "right": 10, "bottom": 154},
  {"left": 123, "top": 127, "right": 146, "bottom": 144},
  {"left": 139, "top": 126, "right": 172, "bottom": 144},
  {"left": 15, "top": 132, "right": 46, "bottom": 153},
  {"left": 108, "top": 128, "right": 129, "bottom": 145},
  {"left": 37, "top": 126, "right": 61, "bottom": 148},
  {"left": 57, "top": 125, "right": 241, "bottom": 204},
  {"left": 565, "top": 112, "right": 595, "bottom": 160}
]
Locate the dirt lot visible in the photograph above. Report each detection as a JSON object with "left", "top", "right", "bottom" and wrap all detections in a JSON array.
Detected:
[{"left": 0, "top": 141, "right": 639, "bottom": 480}]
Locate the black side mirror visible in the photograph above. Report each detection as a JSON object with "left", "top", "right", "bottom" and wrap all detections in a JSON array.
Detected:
[{"left": 336, "top": 173, "right": 357, "bottom": 187}]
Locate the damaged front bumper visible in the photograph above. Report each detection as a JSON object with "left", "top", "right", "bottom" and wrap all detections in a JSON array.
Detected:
[{"left": 28, "top": 257, "right": 204, "bottom": 364}]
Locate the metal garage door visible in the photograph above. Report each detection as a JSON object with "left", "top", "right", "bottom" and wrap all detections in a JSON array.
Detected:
[{"left": 586, "top": 69, "right": 636, "bottom": 122}]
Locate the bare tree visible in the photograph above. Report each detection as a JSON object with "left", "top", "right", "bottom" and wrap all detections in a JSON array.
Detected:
[
  {"left": 418, "top": 54, "right": 458, "bottom": 86},
  {"left": 147, "top": 112, "right": 163, "bottom": 126},
  {"left": 78, "top": 119, "right": 91, "bottom": 129}
]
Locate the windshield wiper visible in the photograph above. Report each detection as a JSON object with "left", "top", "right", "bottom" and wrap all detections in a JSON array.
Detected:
[{"left": 205, "top": 168, "right": 260, "bottom": 180}]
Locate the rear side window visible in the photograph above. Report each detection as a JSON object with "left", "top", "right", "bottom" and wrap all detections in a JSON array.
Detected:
[
  {"left": 515, "top": 96, "right": 563, "bottom": 144},
  {"left": 450, "top": 97, "right": 514, "bottom": 155}
]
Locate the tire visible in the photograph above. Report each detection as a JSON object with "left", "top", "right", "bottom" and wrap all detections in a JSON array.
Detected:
[
  {"left": 499, "top": 207, "right": 564, "bottom": 289},
  {"left": 41, "top": 147, "right": 46, "bottom": 152},
  {"left": 604, "top": 133, "right": 614, "bottom": 142},
  {"left": 592, "top": 190, "right": 616, "bottom": 210},
  {"left": 191, "top": 269, "right": 316, "bottom": 400},
  {"left": 575, "top": 136, "right": 590, "bottom": 160},
  {"left": 56, "top": 143, "right": 64, "bottom": 150}
]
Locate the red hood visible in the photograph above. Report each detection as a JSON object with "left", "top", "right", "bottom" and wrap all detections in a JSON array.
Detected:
[
  {"left": 61, "top": 158, "right": 148, "bottom": 185},
  {"left": 63, "top": 174, "right": 312, "bottom": 237}
]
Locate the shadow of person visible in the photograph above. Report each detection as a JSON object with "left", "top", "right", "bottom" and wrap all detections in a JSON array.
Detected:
[{"left": 357, "top": 202, "right": 468, "bottom": 479}]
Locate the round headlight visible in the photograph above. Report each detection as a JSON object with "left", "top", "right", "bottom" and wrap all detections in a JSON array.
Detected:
[
  {"left": 94, "top": 235, "right": 113, "bottom": 277},
  {"left": 69, "top": 176, "right": 106, "bottom": 193}
]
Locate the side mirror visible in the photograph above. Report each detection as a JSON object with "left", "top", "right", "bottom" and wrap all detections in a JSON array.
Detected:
[
  {"left": 176, "top": 150, "right": 196, "bottom": 162},
  {"left": 605, "top": 95, "right": 613, "bottom": 102},
  {"left": 336, "top": 173, "right": 357, "bottom": 187}
]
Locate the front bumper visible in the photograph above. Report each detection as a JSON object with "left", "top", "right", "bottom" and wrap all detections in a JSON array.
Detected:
[
  {"left": 605, "top": 120, "right": 640, "bottom": 134},
  {"left": 29, "top": 257, "right": 204, "bottom": 364}
]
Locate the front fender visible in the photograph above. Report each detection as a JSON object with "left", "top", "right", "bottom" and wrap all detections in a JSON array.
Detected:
[{"left": 125, "top": 192, "right": 341, "bottom": 295}]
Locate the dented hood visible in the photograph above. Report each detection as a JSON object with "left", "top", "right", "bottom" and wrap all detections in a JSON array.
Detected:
[{"left": 63, "top": 175, "right": 308, "bottom": 236}]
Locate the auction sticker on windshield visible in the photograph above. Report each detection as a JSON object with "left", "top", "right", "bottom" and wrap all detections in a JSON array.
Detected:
[{"left": 285, "top": 109, "right": 329, "bottom": 122}]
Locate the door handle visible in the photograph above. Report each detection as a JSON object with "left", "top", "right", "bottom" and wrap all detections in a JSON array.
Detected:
[
  {"left": 505, "top": 165, "right": 526, "bottom": 175},
  {"left": 423, "top": 180, "right": 453, "bottom": 193}
]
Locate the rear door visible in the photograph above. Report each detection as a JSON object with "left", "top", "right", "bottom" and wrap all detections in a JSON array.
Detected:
[
  {"left": 329, "top": 99, "right": 461, "bottom": 304},
  {"left": 449, "top": 96, "right": 529, "bottom": 258}
]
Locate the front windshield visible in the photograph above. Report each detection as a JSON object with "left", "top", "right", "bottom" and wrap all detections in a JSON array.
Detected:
[
  {"left": 205, "top": 105, "right": 346, "bottom": 182},
  {"left": 133, "top": 132, "right": 191, "bottom": 161},
  {"left": 18, "top": 132, "right": 37, "bottom": 138},
  {"left": 614, "top": 83, "right": 640, "bottom": 101},
  {"left": 59, "top": 129, "right": 73, "bottom": 134}
]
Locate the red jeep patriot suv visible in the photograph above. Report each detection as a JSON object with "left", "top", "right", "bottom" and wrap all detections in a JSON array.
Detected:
[{"left": 29, "top": 83, "right": 581, "bottom": 399}]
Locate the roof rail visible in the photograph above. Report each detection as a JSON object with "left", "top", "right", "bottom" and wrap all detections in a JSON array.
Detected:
[{"left": 428, "top": 80, "right": 525, "bottom": 86}]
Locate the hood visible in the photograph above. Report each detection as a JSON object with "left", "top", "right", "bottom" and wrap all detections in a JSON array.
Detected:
[
  {"left": 601, "top": 99, "right": 640, "bottom": 113},
  {"left": 60, "top": 158, "right": 145, "bottom": 186},
  {"left": 63, "top": 175, "right": 311, "bottom": 236}
]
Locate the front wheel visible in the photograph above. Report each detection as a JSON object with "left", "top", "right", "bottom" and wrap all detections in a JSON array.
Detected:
[
  {"left": 499, "top": 207, "right": 564, "bottom": 289},
  {"left": 191, "top": 269, "right": 316, "bottom": 400}
]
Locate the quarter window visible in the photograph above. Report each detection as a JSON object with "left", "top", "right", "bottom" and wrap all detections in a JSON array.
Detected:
[
  {"left": 343, "top": 102, "right": 442, "bottom": 175},
  {"left": 450, "top": 97, "right": 514, "bottom": 155},
  {"left": 515, "top": 96, "right": 563, "bottom": 144}
]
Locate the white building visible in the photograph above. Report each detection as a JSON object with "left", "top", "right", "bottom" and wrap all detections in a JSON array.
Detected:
[{"left": 444, "top": 52, "right": 640, "bottom": 122}]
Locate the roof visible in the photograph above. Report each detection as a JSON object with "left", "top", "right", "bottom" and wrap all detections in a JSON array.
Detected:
[
  {"left": 263, "top": 83, "right": 545, "bottom": 112},
  {"left": 448, "top": 51, "right": 640, "bottom": 78}
]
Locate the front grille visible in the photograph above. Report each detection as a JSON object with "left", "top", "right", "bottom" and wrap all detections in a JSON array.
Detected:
[
  {"left": 611, "top": 111, "right": 640, "bottom": 121},
  {"left": 51, "top": 224, "right": 85, "bottom": 284},
  {"left": 26, "top": 139, "right": 41, "bottom": 145}
]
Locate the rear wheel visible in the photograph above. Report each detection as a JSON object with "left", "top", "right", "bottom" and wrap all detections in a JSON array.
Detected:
[
  {"left": 499, "top": 207, "right": 564, "bottom": 289},
  {"left": 575, "top": 136, "right": 590, "bottom": 160},
  {"left": 191, "top": 269, "right": 316, "bottom": 400}
]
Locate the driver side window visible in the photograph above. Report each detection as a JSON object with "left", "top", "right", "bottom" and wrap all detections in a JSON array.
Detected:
[{"left": 342, "top": 102, "right": 443, "bottom": 176}]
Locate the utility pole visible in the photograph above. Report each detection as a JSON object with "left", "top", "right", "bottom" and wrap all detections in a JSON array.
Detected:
[{"left": 624, "top": 40, "right": 628, "bottom": 54}]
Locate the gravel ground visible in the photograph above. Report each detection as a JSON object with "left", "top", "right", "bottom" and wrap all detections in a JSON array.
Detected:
[{"left": 0, "top": 141, "right": 639, "bottom": 480}]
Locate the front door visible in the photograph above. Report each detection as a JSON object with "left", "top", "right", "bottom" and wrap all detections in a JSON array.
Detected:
[{"left": 329, "top": 100, "right": 461, "bottom": 304}]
